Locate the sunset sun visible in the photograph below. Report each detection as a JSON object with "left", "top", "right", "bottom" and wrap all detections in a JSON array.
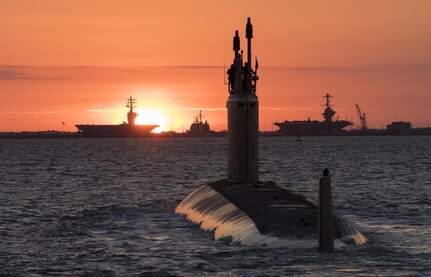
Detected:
[{"left": 135, "top": 109, "right": 166, "bottom": 133}]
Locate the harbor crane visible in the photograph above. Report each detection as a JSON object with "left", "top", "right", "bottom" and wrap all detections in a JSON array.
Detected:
[{"left": 355, "top": 104, "right": 367, "bottom": 131}]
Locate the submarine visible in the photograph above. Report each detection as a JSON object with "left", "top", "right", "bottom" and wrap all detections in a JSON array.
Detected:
[{"left": 176, "top": 18, "right": 367, "bottom": 248}]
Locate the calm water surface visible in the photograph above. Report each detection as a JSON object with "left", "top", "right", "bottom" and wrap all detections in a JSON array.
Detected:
[{"left": 1, "top": 136, "right": 430, "bottom": 276}]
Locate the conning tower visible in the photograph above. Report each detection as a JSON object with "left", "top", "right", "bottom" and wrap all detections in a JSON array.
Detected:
[{"left": 226, "top": 17, "right": 259, "bottom": 183}]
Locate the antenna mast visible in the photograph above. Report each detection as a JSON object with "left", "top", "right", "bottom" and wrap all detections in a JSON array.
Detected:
[{"left": 126, "top": 95, "right": 138, "bottom": 125}]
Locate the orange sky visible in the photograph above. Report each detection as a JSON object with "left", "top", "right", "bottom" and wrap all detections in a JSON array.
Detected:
[{"left": 1, "top": 0, "right": 430, "bottom": 131}]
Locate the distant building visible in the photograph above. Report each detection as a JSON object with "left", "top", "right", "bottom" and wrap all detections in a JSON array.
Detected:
[{"left": 387, "top": 121, "right": 412, "bottom": 135}]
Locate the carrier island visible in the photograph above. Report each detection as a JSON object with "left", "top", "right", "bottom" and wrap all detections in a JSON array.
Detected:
[{"left": 176, "top": 18, "right": 367, "bottom": 248}]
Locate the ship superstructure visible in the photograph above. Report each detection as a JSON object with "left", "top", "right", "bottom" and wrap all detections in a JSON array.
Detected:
[
  {"left": 126, "top": 95, "right": 138, "bottom": 126},
  {"left": 75, "top": 96, "right": 158, "bottom": 137},
  {"left": 274, "top": 94, "right": 352, "bottom": 136},
  {"left": 188, "top": 110, "right": 211, "bottom": 136}
]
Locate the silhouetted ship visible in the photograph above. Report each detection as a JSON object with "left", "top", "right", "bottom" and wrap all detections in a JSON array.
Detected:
[
  {"left": 76, "top": 96, "right": 158, "bottom": 138},
  {"left": 187, "top": 110, "right": 211, "bottom": 136},
  {"left": 274, "top": 94, "right": 352, "bottom": 136}
]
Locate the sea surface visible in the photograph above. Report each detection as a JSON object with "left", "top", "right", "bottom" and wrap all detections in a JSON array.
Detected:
[{"left": 1, "top": 136, "right": 430, "bottom": 276}]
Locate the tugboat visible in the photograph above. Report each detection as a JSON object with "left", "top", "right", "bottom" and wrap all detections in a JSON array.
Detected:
[
  {"left": 274, "top": 94, "right": 352, "bottom": 136},
  {"left": 75, "top": 96, "right": 158, "bottom": 137},
  {"left": 187, "top": 110, "right": 211, "bottom": 137}
]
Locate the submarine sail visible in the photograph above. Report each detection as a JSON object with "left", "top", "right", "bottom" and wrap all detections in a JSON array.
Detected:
[{"left": 176, "top": 18, "right": 367, "bottom": 248}]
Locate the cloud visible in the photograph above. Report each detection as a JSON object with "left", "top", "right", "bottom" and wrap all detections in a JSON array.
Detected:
[
  {"left": 0, "top": 111, "right": 66, "bottom": 114},
  {"left": 0, "top": 69, "right": 36, "bottom": 80},
  {"left": 176, "top": 107, "right": 309, "bottom": 111},
  {"left": 265, "top": 63, "right": 431, "bottom": 72},
  {"left": 263, "top": 107, "right": 317, "bottom": 111},
  {"left": 175, "top": 107, "right": 226, "bottom": 111},
  {"left": 260, "top": 107, "right": 291, "bottom": 110},
  {"left": 0, "top": 66, "right": 67, "bottom": 80},
  {"left": 162, "top": 65, "right": 223, "bottom": 69},
  {"left": 87, "top": 109, "right": 119, "bottom": 112}
]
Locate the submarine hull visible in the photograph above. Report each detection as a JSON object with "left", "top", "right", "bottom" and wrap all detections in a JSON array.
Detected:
[{"left": 176, "top": 179, "right": 367, "bottom": 247}]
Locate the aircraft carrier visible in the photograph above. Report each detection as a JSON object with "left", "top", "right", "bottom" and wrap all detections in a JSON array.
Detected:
[
  {"left": 75, "top": 96, "right": 158, "bottom": 138},
  {"left": 274, "top": 94, "right": 352, "bottom": 136}
]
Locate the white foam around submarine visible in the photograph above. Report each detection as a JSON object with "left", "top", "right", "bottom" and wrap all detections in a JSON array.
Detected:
[{"left": 175, "top": 184, "right": 350, "bottom": 248}]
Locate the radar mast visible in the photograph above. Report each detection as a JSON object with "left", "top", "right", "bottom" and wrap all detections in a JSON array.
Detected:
[
  {"left": 125, "top": 95, "right": 138, "bottom": 125},
  {"left": 322, "top": 93, "right": 336, "bottom": 123}
]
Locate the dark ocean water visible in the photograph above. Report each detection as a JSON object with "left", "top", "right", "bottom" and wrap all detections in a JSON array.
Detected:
[{"left": 0, "top": 136, "right": 430, "bottom": 276}]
